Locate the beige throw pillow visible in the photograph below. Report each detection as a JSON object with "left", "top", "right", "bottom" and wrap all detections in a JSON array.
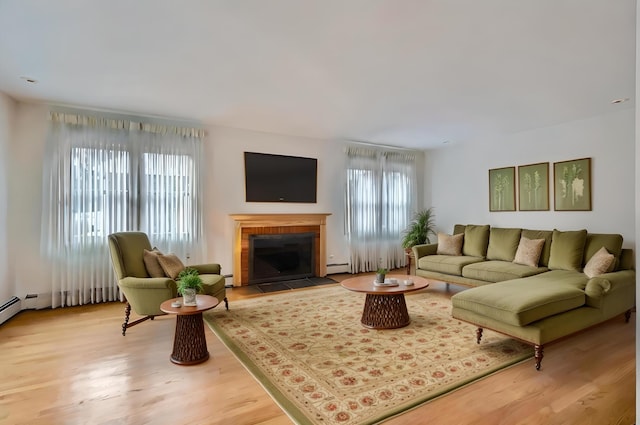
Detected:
[
  {"left": 583, "top": 247, "right": 614, "bottom": 278},
  {"left": 436, "top": 232, "right": 464, "bottom": 256},
  {"left": 143, "top": 248, "right": 166, "bottom": 278},
  {"left": 513, "top": 237, "right": 545, "bottom": 267},
  {"left": 157, "top": 253, "right": 186, "bottom": 280}
]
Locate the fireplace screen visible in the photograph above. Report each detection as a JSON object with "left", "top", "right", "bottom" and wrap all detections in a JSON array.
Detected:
[{"left": 249, "top": 233, "right": 316, "bottom": 284}]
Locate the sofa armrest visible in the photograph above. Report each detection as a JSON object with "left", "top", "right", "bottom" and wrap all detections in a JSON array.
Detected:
[
  {"left": 190, "top": 263, "right": 222, "bottom": 275},
  {"left": 119, "top": 276, "right": 176, "bottom": 289},
  {"left": 585, "top": 269, "right": 635, "bottom": 307},
  {"left": 412, "top": 243, "right": 438, "bottom": 260}
]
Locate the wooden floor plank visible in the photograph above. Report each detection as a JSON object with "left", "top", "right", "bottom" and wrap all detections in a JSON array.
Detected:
[{"left": 0, "top": 275, "right": 635, "bottom": 425}]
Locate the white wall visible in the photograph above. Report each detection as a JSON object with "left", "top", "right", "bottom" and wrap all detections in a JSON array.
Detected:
[
  {"left": 0, "top": 92, "right": 16, "bottom": 303},
  {"left": 7, "top": 102, "right": 49, "bottom": 300},
  {"left": 428, "top": 108, "right": 636, "bottom": 248}
]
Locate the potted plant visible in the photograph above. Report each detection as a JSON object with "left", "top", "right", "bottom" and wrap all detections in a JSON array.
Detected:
[
  {"left": 177, "top": 267, "right": 203, "bottom": 306},
  {"left": 401, "top": 208, "right": 436, "bottom": 250},
  {"left": 375, "top": 268, "right": 388, "bottom": 284}
]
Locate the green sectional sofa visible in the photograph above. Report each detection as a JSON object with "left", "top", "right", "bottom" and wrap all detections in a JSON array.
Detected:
[{"left": 412, "top": 224, "right": 635, "bottom": 370}]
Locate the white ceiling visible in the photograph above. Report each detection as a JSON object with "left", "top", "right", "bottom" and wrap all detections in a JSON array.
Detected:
[{"left": 0, "top": 1, "right": 635, "bottom": 149}]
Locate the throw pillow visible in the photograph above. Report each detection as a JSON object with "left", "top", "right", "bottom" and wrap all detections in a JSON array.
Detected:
[
  {"left": 512, "top": 237, "right": 545, "bottom": 267},
  {"left": 157, "top": 253, "right": 186, "bottom": 280},
  {"left": 583, "top": 233, "right": 623, "bottom": 272},
  {"left": 143, "top": 248, "right": 166, "bottom": 278},
  {"left": 436, "top": 232, "right": 464, "bottom": 256},
  {"left": 548, "top": 229, "right": 588, "bottom": 271},
  {"left": 583, "top": 247, "right": 615, "bottom": 278},
  {"left": 462, "top": 224, "right": 490, "bottom": 257},
  {"left": 521, "top": 229, "right": 553, "bottom": 267}
]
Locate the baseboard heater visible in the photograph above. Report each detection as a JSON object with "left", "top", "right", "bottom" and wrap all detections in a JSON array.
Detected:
[
  {"left": 326, "top": 263, "right": 349, "bottom": 274},
  {"left": 0, "top": 296, "right": 21, "bottom": 325}
]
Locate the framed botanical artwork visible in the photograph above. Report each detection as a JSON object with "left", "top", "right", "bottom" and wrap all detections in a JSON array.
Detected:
[
  {"left": 553, "top": 157, "right": 592, "bottom": 211},
  {"left": 518, "top": 162, "right": 549, "bottom": 211},
  {"left": 489, "top": 166, "right": 516, "bottom": 211}
]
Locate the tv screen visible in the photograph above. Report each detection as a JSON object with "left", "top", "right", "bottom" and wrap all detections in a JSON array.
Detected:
[{"left": 244, "top": 152, "right": 317, "bottom": 203}]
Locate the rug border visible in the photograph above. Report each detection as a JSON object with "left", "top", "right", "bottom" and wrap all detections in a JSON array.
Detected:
[{"left": 204, "top": 287, "right": 533, "bottom": 425}]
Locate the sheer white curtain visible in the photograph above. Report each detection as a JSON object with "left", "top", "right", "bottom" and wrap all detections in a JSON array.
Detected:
[
  {"left": 41, "top": 112, "right": 205, "bottom": 308},
  {"left": 345, "top": 146, "right": 417, "bottom": 273}
]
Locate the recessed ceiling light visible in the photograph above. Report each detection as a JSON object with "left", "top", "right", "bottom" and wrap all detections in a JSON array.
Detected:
[
  {"left": 611, "top": 97, "right": 629, "bottom": 104},
  {"left": 20, "top": 76, "right": 38, "bottom": 84}
]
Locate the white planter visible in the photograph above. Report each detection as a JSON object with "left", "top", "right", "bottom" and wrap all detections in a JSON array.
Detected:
[{"left": 182, "top": 288, "right": 197, "bottom": 306}]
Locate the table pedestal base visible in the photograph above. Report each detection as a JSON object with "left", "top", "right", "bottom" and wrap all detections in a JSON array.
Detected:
[
  {"left": 170, "top": 313, "right": 209, "bottom": 365},
  {"left": 361, "top": 294, "right": 410, "bottom": 329}
]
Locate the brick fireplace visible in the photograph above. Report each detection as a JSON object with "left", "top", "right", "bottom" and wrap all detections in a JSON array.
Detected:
[{"left": 229, "top": 213, "right": 331, "bottom": 286}]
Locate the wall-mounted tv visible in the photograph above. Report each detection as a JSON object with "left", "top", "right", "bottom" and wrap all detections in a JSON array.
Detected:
[{"left": 244, "top": 152, "right": 317, "bottom": 203}]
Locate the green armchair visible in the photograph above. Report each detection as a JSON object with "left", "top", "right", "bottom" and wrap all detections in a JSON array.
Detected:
[{"left": 108, "top": 232, "right": 228, "bottom": 335}]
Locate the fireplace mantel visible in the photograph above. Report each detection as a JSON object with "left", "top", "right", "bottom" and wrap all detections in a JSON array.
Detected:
[{"left": 230, "top": 213, "right": 331, "bottom": 286}]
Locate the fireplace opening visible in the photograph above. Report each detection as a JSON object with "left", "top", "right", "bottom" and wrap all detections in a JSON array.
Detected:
[{"left": 249, "top": 232, "right": 316, "bottom": 284}]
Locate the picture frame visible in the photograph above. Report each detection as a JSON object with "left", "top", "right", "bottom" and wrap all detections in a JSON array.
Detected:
[
  {"left": 553, "top": 157, "right": 592, "bottom": 211},
  {"left": 517, "top": 162, "right": 549, "bottom": 211},
  {"left": 489, "top": 166, "right": 516, "bottom": 211}
]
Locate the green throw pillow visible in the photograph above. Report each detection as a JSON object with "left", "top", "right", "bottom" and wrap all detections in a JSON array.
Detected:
[
  {"left": 462, "top": 224, "right": 490, "bottom": 258},
  {"left": 548, "top": 229, "right": 588, "bottom": 271},
  {"left": 486, "top": 228, "right": 522, "bottom": 261}
]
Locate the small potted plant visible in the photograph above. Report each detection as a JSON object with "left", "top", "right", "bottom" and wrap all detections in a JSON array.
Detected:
[
  {"left": 375, "top": 268, "right": 388, "bottom": 284},
  {"left": 177, "top": 267, "right": 203, "bottom": 306}
]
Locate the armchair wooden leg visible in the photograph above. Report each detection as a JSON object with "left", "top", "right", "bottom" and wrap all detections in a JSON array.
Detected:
[
  {"left": 476, "top": 327, "right": 483, "bottom": 344},
  {"left": 224, "top": 297, "right": 229, "bottom": 310},
  {"left": 625, "top": 309, "right": 632, "bottom": 323},
  {"left": 121, "top": 302, "right": 154, "bottom": 336},
  {"left": 122, "top": 302, "right": 132, "bottom": 336}
]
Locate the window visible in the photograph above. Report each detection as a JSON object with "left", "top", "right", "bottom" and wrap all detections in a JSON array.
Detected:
[
  {"left": 70, "top": 147, "right": 130, "bottom": 247},
  {"left": 141, "top": 152, "right": 196, "bottom": 242},
  {"left": 42, "top": 111, "right": 205, "bottom": 307},
  {"left": 345, "top": 148, "right": 417, "bottom": 273}
]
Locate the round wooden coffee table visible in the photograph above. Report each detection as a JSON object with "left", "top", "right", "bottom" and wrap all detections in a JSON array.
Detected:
[
  {"left": 160, "top": 295, "right": 219, "bottom": 365},
  {"left": 341, "top": 275, "right": 430, "bottom": 329}
]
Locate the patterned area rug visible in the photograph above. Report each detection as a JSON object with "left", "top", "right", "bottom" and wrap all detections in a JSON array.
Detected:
[{"left": 204, "top": 285, "right": 533, "bottom": 425}]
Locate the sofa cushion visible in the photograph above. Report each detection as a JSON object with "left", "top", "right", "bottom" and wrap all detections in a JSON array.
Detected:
[
  {"left": 436, "top": 232, "right": 464, "bottom": 256},
  {"left": 486, "top": 228, "right": 521, "bottom": 261},
  {"left": 548, "top": 229, "right": 587, "bottom": 271},
  {"left": 143, "top": 248, "right": 166, "bottom": 278},
  {"left": 451, "top": 272, "right": 587, "bottom": 326},
  {"left": 583, "top": 233, "right": 623, "bottom": 272},
  {"left": 462, "top": 260, "right": 548, "bottom": 283},
  {"left": 462, "top": 224, "right": 490, "bottom": 258},
  {"left": 157, "top": 253, "right": 186, "bottom": 280},
  {"left": 453, "top": 224, "right": 466, "bottom": 235},
  {"left": 417, "top": 255, "right": 484, "bottom": 276},
  {"left": 513, "top": 237, "right": 545, "bottom": 267},
  {"left": 521, "top": 229, "right": 553, "bottom": 267},
  {"left": 583, "top": 247, "right": 614, "bottom": 278}
]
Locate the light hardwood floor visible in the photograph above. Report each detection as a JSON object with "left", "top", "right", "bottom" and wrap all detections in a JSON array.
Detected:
[{"left": 0, "top": 275, "right": 635, "bottom": 425}]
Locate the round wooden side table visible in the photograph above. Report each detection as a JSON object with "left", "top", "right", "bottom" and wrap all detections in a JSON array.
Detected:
[
  {"left": 160, "top": 295, "right": 219, "bottom": 365},
  {"left": 341, "top": 275, "right": 430, "bottom": 329}
]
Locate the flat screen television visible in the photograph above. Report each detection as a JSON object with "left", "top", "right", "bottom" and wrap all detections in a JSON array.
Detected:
[{"left": 244, "top": 152, "right": 317, "bottom": 203}]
